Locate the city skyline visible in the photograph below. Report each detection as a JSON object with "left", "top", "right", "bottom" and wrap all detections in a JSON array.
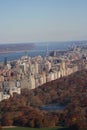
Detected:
[{"left": 0, "top": 0, "right": 87, "bottom": 43}]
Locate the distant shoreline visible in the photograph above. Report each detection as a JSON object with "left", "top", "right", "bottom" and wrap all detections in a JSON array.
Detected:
[{"left": 0, "top": 50, "right": 47, "bottom": 54}]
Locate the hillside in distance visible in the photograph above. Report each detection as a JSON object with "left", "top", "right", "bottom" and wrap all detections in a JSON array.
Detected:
[{"left": 0, "top": 43, "right": 35, "bottom": 53}]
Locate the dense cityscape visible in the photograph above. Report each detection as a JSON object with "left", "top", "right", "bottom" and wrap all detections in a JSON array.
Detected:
[
  {"left": 0, "top": 44, "right": 87, "bottom": 101},
  {"left": 0, "top": 43, "right": 87, "bottom": 129}
]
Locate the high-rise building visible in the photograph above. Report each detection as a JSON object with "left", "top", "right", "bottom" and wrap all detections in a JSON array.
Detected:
[
  {"left": 4, "top": 57, "right": 7, "bottom": 65},
  {"left": 29, "top": 74, "right": 35, "bottom": 89},
  {"left": 34, "top": 62, "right": 38, "bottom": 74}
]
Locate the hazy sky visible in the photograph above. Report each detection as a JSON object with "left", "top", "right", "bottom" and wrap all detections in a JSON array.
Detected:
[{"left": 0, "top": 0, "right": 87, "bottom": 43}]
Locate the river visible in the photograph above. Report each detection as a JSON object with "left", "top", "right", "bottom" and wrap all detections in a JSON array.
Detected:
[{"left": 0, "top": 42, "right": 72, "bottom": 62}]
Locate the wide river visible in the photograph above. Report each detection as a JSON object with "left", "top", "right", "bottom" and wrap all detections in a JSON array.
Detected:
[{"left": 0, "top": 42, "right": 72, "bottom": 62}]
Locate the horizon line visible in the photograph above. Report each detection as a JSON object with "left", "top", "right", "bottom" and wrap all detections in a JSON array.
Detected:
[{"left": 0, "top": 40, "right": 87, "bottom": 44}]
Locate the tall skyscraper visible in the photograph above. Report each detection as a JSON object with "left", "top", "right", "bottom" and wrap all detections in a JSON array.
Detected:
[
  {"left": 46, "top": 43, "right": 49, "bottom": 57},
  {"left": 4, "top": 57, "right": 7, "bottom": 65}
]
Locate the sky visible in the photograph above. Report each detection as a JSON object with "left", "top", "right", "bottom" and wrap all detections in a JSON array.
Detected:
[{"left": 0, "top": 0, "right": 87, "bottom": 43}]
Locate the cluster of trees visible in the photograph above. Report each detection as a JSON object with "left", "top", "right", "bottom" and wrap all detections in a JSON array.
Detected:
[
  {"left": 20, "top": 70, "right": 87, "bottom": 108},
  {"left": 0, "top": 70, "right": 87, "bottom": 129},
  {"left": 0, "top": 101, "right": 59, "bottom": 128}
]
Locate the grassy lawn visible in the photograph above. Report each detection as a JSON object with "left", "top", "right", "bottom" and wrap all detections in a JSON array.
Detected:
[{"left": 3, "top": 126, "right": 68, "bottom": 130}]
